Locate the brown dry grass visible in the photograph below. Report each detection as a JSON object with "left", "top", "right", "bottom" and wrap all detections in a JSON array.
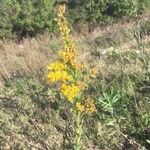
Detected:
[
  {"left": 0, "top": 33, "right": 90, "bottom": 86},
  {"left": 0, "top": 36, "right": 57, "bottom": 86},
  {"left": 0, "top": 14, "right": 149, "bottom": 86}
]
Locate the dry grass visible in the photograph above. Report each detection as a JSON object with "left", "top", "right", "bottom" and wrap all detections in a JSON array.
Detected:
[
  {"left": 0, "top": 14, "right": 149, "bottom": 86},
  {"left": 0, "top": 33, "right": 89, "bottom": 86},
  {"left": 0, "top": 36, "right": 57, "bottom": 86}
]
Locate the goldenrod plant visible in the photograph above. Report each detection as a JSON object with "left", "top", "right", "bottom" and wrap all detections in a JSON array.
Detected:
[{"left": 46, "top": 4, "right": 97, "bottom": 150}]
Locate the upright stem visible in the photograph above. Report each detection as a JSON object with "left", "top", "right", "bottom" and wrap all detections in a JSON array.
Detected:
[{"left": 75, "top": 111, "right": 83, "bottom": 150}]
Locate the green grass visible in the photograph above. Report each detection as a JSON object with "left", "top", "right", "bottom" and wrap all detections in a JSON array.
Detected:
[{"left": 146, "top": 0, "right": 150, "bottom": 10}]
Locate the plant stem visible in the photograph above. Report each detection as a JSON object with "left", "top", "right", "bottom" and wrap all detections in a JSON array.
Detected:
[{"left": 75, "top": 111, "right": 83, "bottom": 150}]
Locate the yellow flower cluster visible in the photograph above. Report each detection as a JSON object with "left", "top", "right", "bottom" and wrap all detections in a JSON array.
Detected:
[
  {"left": 56, "top": 5, "right": 70, "bottom": 39},
  {"left": 47, "top": 60, "right": 72, "bottom": 82},
  {"left": 55, "top": 4, "right": 79, "bottom": 68},
  {"left": 46, "top": 4, "right": 96, "bottom": 114},
  {"left": 47, "top": 61, "right": 67, "bottom": 71},
  {"left": 60, "top": 83, "right": 81, "bottom": 102},
  {"left": 76, "top": 98, "right": 96, "bottom": 113},
  {"left": 84, "top": 98, "right": 96, "bottom": 113},
  {"left": 47, "top": 71, "right": 72, "bottom": 82},
  {"left": 76, "top": 102, "right": 85, "bottom": 112},
  {"left": 56, "top": 5, "right": 74, "bottom": 48},
  {"left": 58, "top": 50, "right": 76, "bottom": 65}
]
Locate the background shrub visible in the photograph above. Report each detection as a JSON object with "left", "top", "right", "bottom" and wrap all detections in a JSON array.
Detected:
[
  {"left": 14, "top": 0, "right": 55, "bottom": 37},
  {"left": 0, "top": 0, "right": 148, "bottom": 39},
  {"left": 0, "top": 0, "right": 55, "bottom": 39},
  {"left": 0, "top": 0, "right": 20, "bottom": 38},
  {"left": 74, "top": 0, "right": 147, "bottom": 23}
]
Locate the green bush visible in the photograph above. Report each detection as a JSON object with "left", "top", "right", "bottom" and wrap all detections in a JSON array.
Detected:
[
  {"left": 0, "top": 0, "right": 148, "bottom": 38},
  {"left": 0, "top": 0, "right": 55, "bottom": 38},
  {"left": 14, "top": 0, "right": 54, "bottom": 36},
  {"left": 72, "top": 0, "right": 147, "bottom": 23},
  {"left": 0, "top": 0, "right": 20, "bottom": 38},
  {"left": 14, "top": 0, "right": 55, "bottom": 37}
]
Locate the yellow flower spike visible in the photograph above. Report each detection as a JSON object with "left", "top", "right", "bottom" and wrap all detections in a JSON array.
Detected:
[
  {"left": 46, "top": 4, "right": 97, "bottom": 150},
  {"left": 58, "top": 50, "right": 76, "bottom": 65},
  {"left": 57, "top": 4, "right": 66, "bottom": 15}
]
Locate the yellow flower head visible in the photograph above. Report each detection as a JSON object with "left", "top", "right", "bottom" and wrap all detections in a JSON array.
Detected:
[
  {"left": 76, "top": 102, "right": 85, "bottom": 112},
  {"left": 58, "top": 50, "right": 76, "bottom": 64},
  {"left": 47, "top": 70, "right": 72, "bottom": 83},
  {"left": 47, "top": 61, "right": 67, "bottom": 71},
  {"left": 57, "top": 4, "right": 66, "bottom": 17},
  {"left": 76, "top": 98, "right": 96, "bottom": 113},
  {"left": 60, "top": 83, "right": 81, "bottom": 102}
]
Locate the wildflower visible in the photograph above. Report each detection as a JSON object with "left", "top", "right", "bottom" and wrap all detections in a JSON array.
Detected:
[
  {"left": 76, "top": 98, "right": 96, "bottom": 113},
  {"left": 56, "top": 4, "right": 71, "bottom": 46},
  {"left": 47, "top": 71, "right": 72, "bottom": 82},
  {"left": 47, "top": 61, "right": 67, "bottom": 71},
  {"left": 46, "top": 4, "right": 97, "bottom": 150},
  {"left": 60, "top": 83, "right": 81, "bottom": 102},
  {"left": 58, "top": 50, "right": 76, "bottom": 64},
  {"left": 57, "top": 4, "right": 66, "bottom": 16},
  {"left": 84, "top": 98, "right": 96, "bottom": 113},
  {"left": 76, "top": 102, "right": 85, "bottom": 112}
]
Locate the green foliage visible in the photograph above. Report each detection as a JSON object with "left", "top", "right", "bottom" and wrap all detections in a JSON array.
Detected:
[
  {"left": 80, "top": 0, "right": 147, "bottom": 23},
  {"left": 0, "top": 0, "right": 20, "bottom": 38},
  {"left": 14, "top": 0, "right": 55, "bottom": 37},
  {"left": 0, "top": 0, "right": 148, "bottom": 38},
  {"left": 87, "top": 30, "right": 150, "bottom": 148},
  {"left": 0, "top": 0, "right": 55, "bottom": 38}
]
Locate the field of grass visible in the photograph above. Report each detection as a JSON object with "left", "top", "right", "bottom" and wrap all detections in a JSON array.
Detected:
[{"left": 0, "top": 12, "right": 150, "bottom": 149}]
